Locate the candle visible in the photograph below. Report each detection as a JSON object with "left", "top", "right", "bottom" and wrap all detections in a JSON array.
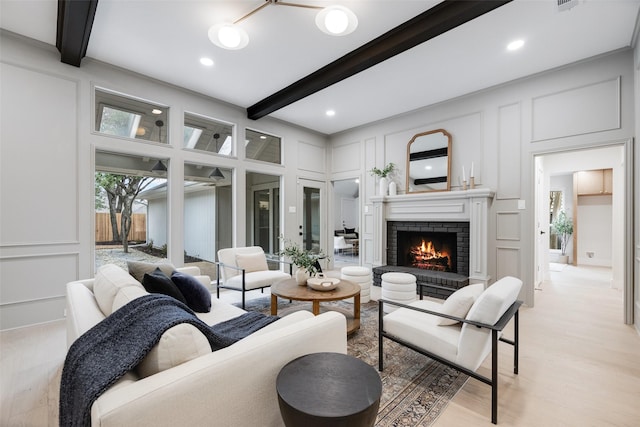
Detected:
[
  {"left": 470, "top": 161, "right": 474, "bottom": 178},
  {"left": 462, "top": 165, "right": 466, "bottom": 181}
]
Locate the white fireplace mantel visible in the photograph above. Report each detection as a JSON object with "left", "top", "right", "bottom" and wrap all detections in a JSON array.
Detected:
[{"left": 371, "top": 188, "right": 495, "bottom": 285}]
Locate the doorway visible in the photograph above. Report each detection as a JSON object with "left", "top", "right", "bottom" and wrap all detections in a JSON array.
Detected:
[
  {"left": 533, "top": 142, "right": 632, "bottom": 324},
  {"left": 297, "top": 179, "right": 326, "bottom": 256}
]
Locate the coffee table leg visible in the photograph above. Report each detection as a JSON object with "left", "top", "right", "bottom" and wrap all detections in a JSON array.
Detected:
[
  {"left": 354, "top": 293, "right": 360, "bottom": 321},
  {"left": 271, "top": 294, "right": 278, "bottom": 316},
  {"left": 312, "top": 300, "right": 320, "bottom": 315}
]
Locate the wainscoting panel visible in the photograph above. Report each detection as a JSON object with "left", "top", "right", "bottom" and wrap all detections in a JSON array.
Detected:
[
  {"left": 531, "top": 77, "right": 620, "bottom": 141},
  {"left": 0, "top": 63, "right": 79, "bottom": 246},
  {"left": 497, "top": 103, "right": 521, "bottom": 199},
  {"left": 0, "top": 253, "right": 78, "bottom": 304},
  {"left": 331, "top": 141, "right": 360, "bottom": 173},
  {"left": 297, "top": 141, "right": 326, "bottom": 173},
  {"left": 496, "top": 247, "right": 521, "bottom": 280},
  {"left": 496, "top": 211, "right": 521, "bottom": 241}
]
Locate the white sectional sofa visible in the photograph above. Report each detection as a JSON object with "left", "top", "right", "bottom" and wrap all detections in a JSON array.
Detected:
[{"left": 65, "top": 263, "right": 347, "bottom": 427}]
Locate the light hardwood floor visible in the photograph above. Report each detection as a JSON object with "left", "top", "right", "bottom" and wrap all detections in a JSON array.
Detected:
[{"left": 1, "top": 266, "right": 638, "bottom": 426}]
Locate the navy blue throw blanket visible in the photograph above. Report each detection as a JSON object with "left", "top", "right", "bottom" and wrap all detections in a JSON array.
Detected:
[{"left": 59, "top": 294, "right": 279, "bottom": 427}]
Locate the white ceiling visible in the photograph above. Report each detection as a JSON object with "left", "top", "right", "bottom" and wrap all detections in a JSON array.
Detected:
[{"left": 1, "top": 0, "right": 639, "bottom": 135}]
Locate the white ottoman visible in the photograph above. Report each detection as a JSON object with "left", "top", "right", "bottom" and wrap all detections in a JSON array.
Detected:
[
  {"left": 381, "top": 272, "right": 417, "bottom": 313},
  {"left": 341, "top": 266, "right": 372, "bottom": 303}
]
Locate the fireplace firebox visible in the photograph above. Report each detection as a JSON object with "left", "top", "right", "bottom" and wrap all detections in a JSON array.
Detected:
[{"left": 397, "top": 231, "right": 457, "bottom": 273}]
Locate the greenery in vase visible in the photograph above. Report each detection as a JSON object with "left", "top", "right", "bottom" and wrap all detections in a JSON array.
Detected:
[
  {"left": 551, "top": 211, "right": 574, "bottom": 256},
  {"left": 277, "top": 237, "right": 328, "bottom": 276},
  {"left": 369, "top": 162, "right": 395, "bottom": 178}
]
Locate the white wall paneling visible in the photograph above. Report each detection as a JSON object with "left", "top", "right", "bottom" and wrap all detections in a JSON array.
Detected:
[
  {"left": 297, "top": 141, "right": 325, "bottom": 173},
  {"left": 496, "top": 211, "right": 521, "bottom": 241},
  {"left": 496, "top": 246, "right": 521, "bottom": 280},
  {"left": 497, "top": 103, "right": 521, "bottom": 199},
  {"left": 531, "top": 77, "right": 621, "bottom": 142},
  {"left": 331, "top": 142, "right": 360, "bottom": 173},
  {"left": 0, "top": 252, "right": 78, "bottom": 329},
  {"left": 0, "top": 62, "right": 79, "bottom": 246}
]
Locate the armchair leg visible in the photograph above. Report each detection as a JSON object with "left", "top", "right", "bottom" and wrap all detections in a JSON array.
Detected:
[
  {"left": 514, "top": 309, "right": 519, "bottom": 374},
  {"left": 378, "top": 300, "right": 384, "bottom": 371},
  {"left": 241, "top": 292, "right": 246, "bottom": 310},
  {"left": 491, "top": 329, "right": 498, "bottom": 424}
]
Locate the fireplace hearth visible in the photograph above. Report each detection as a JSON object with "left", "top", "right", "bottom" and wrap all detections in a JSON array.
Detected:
[{"left": 373, "top": 220, "right": 470, "bottom": 299}]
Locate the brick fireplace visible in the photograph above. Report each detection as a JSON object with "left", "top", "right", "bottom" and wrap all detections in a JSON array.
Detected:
[{"left": 370, "top": 189, "right": 494, "bottom": 298}]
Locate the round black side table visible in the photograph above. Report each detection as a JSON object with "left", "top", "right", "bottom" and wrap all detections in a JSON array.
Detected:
[{"left": 276, "top": 352, "right": 382, "bottom": 427}]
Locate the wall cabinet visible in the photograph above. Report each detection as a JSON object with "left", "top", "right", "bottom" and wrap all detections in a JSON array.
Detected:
[{"left": 576, "top": 169, "right": 612, "bottom": 195}]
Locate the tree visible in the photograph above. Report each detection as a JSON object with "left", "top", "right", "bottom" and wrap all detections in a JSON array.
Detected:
[{"left": 95, "top": 172, "right": 153, "bottom": 253}]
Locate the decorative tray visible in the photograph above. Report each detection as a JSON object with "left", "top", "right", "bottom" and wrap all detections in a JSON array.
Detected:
[{"left": 307, "top": 277, "right": 340, "bottom": 291}]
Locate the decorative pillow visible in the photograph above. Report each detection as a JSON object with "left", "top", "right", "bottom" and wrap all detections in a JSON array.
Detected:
[
  {"left": 142, "top": 267, "right": 188, "bottom": 305},
  {"left": 437, "top": 283, "right": 484, "bottom": 326},
  {"left": 344, "top": 227, "right": 356, "bottom": 234},
  {"left": 112, "top": 285, "right": 148, "bottom": 313},
  {"left": 127, "top": 260, "right": 176, "bottom": 283},
  {"left": 136, "top": 323, "right": 211, "bottom": 379},
  {"left": 342, "top": 233, "right": 358, "bottom": 239},
  {"left": 235, "top": 252, "right": 268, "bottom": 273},
  {"left": 171, "top": 271, "right": 212, "bottom": 313},
  {"left": 94, "top": 264, "right": 145, "bottom": 316}
]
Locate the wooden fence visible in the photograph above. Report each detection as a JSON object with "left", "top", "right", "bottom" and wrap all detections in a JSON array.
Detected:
[{"left": 95, "top": 213, "right": 146, "bottom": 243}]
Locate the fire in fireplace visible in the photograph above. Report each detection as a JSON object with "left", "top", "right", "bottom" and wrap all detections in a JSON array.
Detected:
[{"left": 397, "top": 231, "right": 457, "bottom": 273}]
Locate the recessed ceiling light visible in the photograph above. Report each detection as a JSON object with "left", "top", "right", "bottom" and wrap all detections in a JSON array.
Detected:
[
  {"left": 326, "top": 110, "right": 336, "bottom": 117},
  {"left": 425, "top": 165, "right": 433, "bottom": 170},
  {"left": 151, "top": 109, "right": 162, "bottom": 115},
  {"left": 200, "top": 57, "right": 214, "bottom": 66},
  {"left": 260, "top": 135, "right": 267, "bottom": 139},
  {"left": 507, "top": 39, "right": 525, "bottom": 51}
]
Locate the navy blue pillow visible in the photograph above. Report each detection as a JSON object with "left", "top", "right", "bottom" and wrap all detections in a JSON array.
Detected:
[
  {"left": 142, "top": 267, "right": 188, "bottom": 305},
  {"left": 171, "top": 271, "right": 212, "bottom": 313}
]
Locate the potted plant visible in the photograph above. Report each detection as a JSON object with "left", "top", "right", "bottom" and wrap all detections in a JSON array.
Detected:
[
  {"left": 277, "top": 237, "right": 328, "bottom": 285},
  {"left": 551, "top": 211, "right": 574, "bottom": 264},
  {"left": 369, "top": 162, "right": 395, "bottom": 196}
]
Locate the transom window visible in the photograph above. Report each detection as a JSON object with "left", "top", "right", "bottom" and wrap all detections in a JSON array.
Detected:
[
  {"left": 184, "top": 112, "right": 234, "bottom": 156},
  {"left": 245, "top": 129, "right": 281, "bottom": 164},
  {"left": 95, "top": 88, "right": 169, "bottom": 144}
]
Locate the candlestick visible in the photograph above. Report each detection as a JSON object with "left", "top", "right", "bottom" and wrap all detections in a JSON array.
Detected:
[
  {"left": 462, "top": 165, "right": 466, "bottom": 182},
  {"left": 462, "top": 180, "right": 467, "bottom": 191},
  {"left": 469, "top": 177, "right": 475, "bottom": 189},
  {"left": 470, "top": 161, "right": 474, "bottom": 178}
]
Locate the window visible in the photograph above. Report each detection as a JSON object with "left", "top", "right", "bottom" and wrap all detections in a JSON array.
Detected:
[
  {"left": 245, "top": 129, "right": 281, "bottom": 164},
  {"left": 94, "top": 151, "right": 168, "bottom": 271},
  {"left": 95, "top": 88, "right": 169, "bottom": 144},
  {"left": 184, "top": 112, "right": 234, "bottom": 156},
  {"left": 183, "top": 162, "right": 233, "bottom": 267},
  {"left": 246, "top": 172, "right": 280, "bottom": 253}
]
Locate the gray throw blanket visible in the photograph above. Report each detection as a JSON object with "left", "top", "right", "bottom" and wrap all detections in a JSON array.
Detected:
[{"left": 59, "top": 294, "right": 279, "bottom": 427}]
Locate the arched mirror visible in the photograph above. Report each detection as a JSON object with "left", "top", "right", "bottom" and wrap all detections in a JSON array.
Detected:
[{"left": 406, "top": 129, "right": 451, "bottom": 193}]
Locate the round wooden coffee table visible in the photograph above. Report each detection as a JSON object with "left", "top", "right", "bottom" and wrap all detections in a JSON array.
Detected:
[{"left": 271, "top": 278, "right": 361, "bottom": 334}]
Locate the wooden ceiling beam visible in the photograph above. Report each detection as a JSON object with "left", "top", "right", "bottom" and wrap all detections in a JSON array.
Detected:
[
  {"left": 247, "top": 0, "right": 512, "bottom": 121},
  {"left": 56, "top": 0, "right": 99, "bottom": 67}
]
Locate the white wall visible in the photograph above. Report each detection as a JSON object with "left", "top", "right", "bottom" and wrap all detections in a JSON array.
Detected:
[
  {"left": 329, "top": 49, "right": 636, "bottom": 308},
  {"left": 0, "top": 32, "right": 328, "bottom": 329},
  {"left": 577, "top": 195, "right": 612, "bottom": 267}
]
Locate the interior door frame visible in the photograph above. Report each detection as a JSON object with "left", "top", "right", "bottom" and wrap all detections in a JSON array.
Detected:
[{"left": 531, "top": 138, "right": 634, "bottom": 324}]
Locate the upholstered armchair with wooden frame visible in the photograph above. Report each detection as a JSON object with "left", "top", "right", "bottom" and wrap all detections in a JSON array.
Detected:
[
  {"left": 216, "top": 246, "right": 292, "bottom": 309},
  {"left": 378, "top": 276, "right": 523, "bottom": 424}
]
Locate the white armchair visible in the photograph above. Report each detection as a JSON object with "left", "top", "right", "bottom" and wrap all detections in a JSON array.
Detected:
[
  {"left": 216, "top": 246, "right": 291, "bottom": 309},
  {"left": 379, "top": 276, "right": 523, "bottom": 424},
  {"left": 333, "top": 236, "right": 353, "bottom": 254}
]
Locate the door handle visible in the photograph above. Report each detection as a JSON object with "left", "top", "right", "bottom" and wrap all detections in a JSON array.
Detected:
[{"left": 540, "top": 230, "right": 546, "bottom": 235}]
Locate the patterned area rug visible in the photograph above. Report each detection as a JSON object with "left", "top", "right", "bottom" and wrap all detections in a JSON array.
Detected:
[{"left": 242, "top": 297, "right": 469, "bottom": 426}]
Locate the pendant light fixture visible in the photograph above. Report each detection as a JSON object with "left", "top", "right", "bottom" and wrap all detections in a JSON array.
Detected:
[
  {"left": 151, "top": 160, "right": 167, "bottom": 172},
  {"left": 208, "top": 1, "right": 357, "bottom": 50},
  {"left": 209, "top": 167, "right": 225, "bottom": 180}
]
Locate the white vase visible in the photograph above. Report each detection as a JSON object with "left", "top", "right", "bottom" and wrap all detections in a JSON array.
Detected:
[
  {"left": 388, "top": 181, "right": 397, "bottom": 196},
  {"left": 379, "top": 177, "right": 389, "bottom": 196},
  {"left": 295, "top": 267, "right": 309, "bottom": 285}
]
